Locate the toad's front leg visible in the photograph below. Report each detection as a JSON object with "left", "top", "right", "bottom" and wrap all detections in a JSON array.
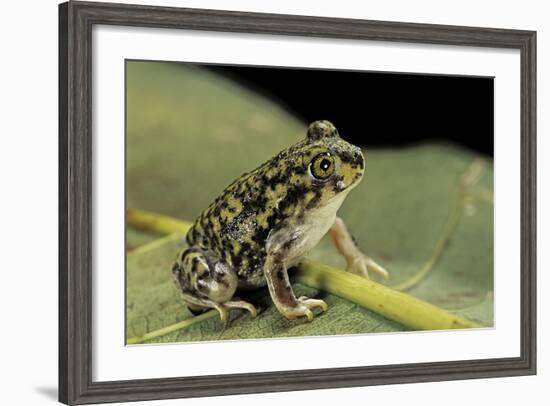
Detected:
[
  {"left": 264, "top": 234, "right": 327, "bottom": 321},
  {"left": 329, "top": 217, "right": 389, "bottom": 280}
]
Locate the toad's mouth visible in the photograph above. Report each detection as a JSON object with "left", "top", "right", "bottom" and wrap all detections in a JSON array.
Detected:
[
  {"left": 336, "top": 166, "right": 364, "bottom": 191},
  {"left": 331, "top": 173, "right": 363, "bottom": 197}
]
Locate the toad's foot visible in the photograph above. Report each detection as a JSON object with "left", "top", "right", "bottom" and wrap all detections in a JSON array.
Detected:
[
  {"left": 216, "top": 299, "right": 258, "bottom": 330},
  {"left": 177, "top": 290, "right": 257, "bottom": 323},
  {"left": 225, "top": 298, "right": 258, "bottom": 318},
  {"left": 280, "top": 296, "right": 328, "bottom": 322},
  {"left": 329, "top": 217, "right": 389, "bottom": 280},
  {"left": 205, "top": 299, "right": 258, "bottom": 322},
  {"left": 347, "top": 255, "right": 389, "bottom": 280}
]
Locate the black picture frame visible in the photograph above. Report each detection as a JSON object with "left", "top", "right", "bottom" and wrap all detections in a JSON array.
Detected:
[{"left": 58, "top": 1, "right": 537, "bottom": 404}]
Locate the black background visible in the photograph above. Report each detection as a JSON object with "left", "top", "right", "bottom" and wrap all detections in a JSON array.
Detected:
[{"left": 207, "top": 65, "right": 494, "bottom": 156}]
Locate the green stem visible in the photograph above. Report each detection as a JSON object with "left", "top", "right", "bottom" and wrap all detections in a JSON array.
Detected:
[
  {"left": 297, "top": 259, "right": 479, "bottom": 330},
  {"left": 127, "top": 208, "right": 192, "bottom": 235}
]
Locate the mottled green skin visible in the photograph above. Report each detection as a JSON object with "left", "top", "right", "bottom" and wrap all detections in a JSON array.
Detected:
[{"left": 174, "top": 121, "right": 364, "bottom": 296}]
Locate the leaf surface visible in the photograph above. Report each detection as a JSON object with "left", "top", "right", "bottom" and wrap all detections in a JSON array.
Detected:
[{"left": 126, "top": 61, "right": 493, "bottom": 343}]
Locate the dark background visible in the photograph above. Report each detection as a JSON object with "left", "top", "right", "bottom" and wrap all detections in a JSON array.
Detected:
[{"left": 207, "top": 65, "right": 494, "bottom": 156}]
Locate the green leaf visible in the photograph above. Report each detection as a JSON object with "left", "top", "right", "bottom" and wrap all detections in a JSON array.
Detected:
[{"left": 126, "top": 61, "right": 493, "bottom": 343}]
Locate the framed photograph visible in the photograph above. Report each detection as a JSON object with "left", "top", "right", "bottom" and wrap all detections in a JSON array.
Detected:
[{"left": 59, "top": 1, "right": 536, "bottom": 404}]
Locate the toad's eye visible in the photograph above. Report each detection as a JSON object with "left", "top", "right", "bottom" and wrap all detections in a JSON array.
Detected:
[{"left": 309, "top": 153, "right": 335, "bottom": 180}]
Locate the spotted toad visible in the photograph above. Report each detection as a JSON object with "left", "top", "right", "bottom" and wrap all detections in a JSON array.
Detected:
[{"left": 172, "top": 120, "right": 388, "bottom": 322}]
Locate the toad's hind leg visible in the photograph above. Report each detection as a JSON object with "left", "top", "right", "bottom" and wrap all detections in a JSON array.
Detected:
[{"left": 171, "top": 247, "right": 257, "bottom": 321}]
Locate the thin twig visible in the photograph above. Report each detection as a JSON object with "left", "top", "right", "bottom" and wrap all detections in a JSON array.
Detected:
[
  {"left": 390, "top": 159, "right": 485, "bottom": 291},
  {"left": 127, "top": 310, "right": 217, "bottom": 345}
]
